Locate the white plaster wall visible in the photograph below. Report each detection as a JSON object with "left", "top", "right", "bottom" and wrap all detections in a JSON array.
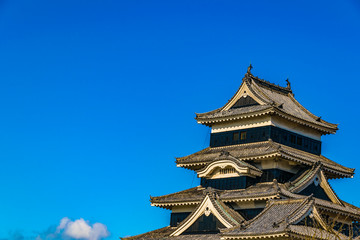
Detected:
[{"left": 172, "top": 205, "right": 197, "bottom": 213}]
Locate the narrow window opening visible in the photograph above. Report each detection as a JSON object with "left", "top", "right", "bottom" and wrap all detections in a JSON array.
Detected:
[
  {"left": 290, "top": 135, "right": 296, "bottom": 144},
  {"left": 233, "top": 132, "right": 239, "bottom": 141},
  {"left": 297, "top": 137, "right": 303, "bottom": 146},
  {"left": 283, "top": 134, "right": 287, "bottom": 142},
  {"left": 241, "top": 132, "right": 247, "bottom": 140}
]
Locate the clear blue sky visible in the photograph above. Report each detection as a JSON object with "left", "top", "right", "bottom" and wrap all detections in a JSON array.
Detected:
[{"left": 0, "top": 0, "right": 359, "bottom": 239}]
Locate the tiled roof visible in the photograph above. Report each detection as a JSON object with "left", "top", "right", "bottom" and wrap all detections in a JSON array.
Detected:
[
  {"left": 150, "top": 186, "right": 205, "bottom": 207},
  {"left": 176, "top": 141, "right": 281, "bottom": 165},
  {"left": 151, "top": 182, "right": 360, "bottom": 219},
  {"left": 195, "top": 72, "right": 338, "bottom": 134},
  {"left": 287, "top": 225, "right": 348, "bottom": 240},
  {"left": 286, "top": 163, "right": 322, "bottom": 192},
  {"left": 222, "top": 197, "right": 314, "bottom": 237},
  {"left": 121, "top": 227, "right": 223, "bottom": 239},
  {"left": 175, "top": 190, "right": 245, "bottom": 230},
  {"left": 220, "top": 182, "right": 280, "bottom": 202},
  {"left": 134, "top": 186, "right": 360, "bottom": 239},
  {"left": 279, "top": 188, "right": 360, "bottom": 219},
  {"left": 120, "top": 226, "right": 176, "bottom": 240},
  {"left": 150, "top": 182, "right": 281, "bottom": 208},
  {"left": 197, "top": 104, "right": 272, "bottom": 119},
  {"left": 211, "top": 192, "right": 246, "bottom": 225},
  {"left": 176, "top": 141, "right": 354, "bottom": 178}
]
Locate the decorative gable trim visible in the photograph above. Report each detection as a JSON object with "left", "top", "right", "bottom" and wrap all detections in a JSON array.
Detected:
[
  {"left": 289, "top": 165, "right": 342, "bottom": 205},
  {"left": 222, "top": 81, "right": 267, "bottom": 111},
  {"left": 318, "top": 170, "right": 342, "bottom": 205},
  {"left": 197, "top": 159, "right": 262, "bottom": 179},
  {"left": 170, "top": 194, "right": 240, "bottom": 236}
]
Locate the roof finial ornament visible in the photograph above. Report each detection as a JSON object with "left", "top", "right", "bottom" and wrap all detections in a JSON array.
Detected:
[
  {"left": 286, "top": 78, "right": 291, "bottom": 89},
  {"left": 247, "top": 63, "right": 253, "bottom": 75}
]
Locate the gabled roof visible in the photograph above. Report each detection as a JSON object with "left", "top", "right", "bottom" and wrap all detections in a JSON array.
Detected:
[
  {"left": 197, "top": 152, "right": 262, "bottom": 178},
  {"left": 170, "top": 190, "right": 245, "bottom": 236},
  {"left": 150, "top": 182, "right": 360, "bottom": 220},
  {"left": 150, "top": 182, "right": 281, "bottom": 209},
  {"left": 222, "top": 197, "right": 314, "bottom": 236},
  {"left": 195, "top": 67, "right": 338, "bottom": 134},
  {"left": 221, "top": 197, "right": 349, "bottom": 240},
  {"left": 176, "top": 141, "right": 354, "bottom": 179},
  {"left": 123, "top": 197, "right": 350, "bottom": 240},
  {"left": 279, "top": 188, "right": 360, "bottom": 219},
  {"left": 286, "top": 163, "right": 342, "bottom": 205},
  {"left": 134, "top": 182, "right": 360, "bottom": 239}
]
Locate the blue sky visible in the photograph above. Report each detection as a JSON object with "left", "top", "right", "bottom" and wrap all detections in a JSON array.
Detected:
[{"left": 0, "top": 0, "right": 359, "bottom": 239}]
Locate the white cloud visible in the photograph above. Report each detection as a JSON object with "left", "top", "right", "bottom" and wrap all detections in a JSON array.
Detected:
[{"left": 56, "top": 217, "right": 109, "bottom": 240}]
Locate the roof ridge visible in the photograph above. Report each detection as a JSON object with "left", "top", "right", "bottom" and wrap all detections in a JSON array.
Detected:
[
  {"left": 211, "top": 193, "right": 245, "bottom": 225},
  {"left": 249, "top": 74, "right": 292, "bottom": 95},
  {"left": 244, "top": 75, "right": 272, "bottom": 103},
  {"left": 288, "top": 164, "right": 322, "bottom": 192},
  {"left": 284, "top": 196, "right": 314, "bottom": 225}
]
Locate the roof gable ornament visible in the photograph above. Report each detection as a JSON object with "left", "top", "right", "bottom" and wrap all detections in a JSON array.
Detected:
[
  {"left": 197, "top": 158, "right": 262, "bottom": 178},
  {"left": 286, "top": 78, "right": 291, "bottom": 89},
  {"left": 170, "top": 193, "right": 244, "bottom": 236},
  {"left": 247, "top": 63, "right": 253, "bottom": 75}
]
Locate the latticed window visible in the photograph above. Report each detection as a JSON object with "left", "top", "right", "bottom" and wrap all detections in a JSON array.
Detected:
[{"left": 220, "top": 168, "right": 236, "bottom": 175}]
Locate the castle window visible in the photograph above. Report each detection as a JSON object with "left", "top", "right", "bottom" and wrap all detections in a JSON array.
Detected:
[
  {"left": 304, "top": 140, "right": 309, "bottom": 149},
  {"left": 290, "top": 135, "right": 296, "bottom": 144},
  {"left": 314, "top": 144, "right": 318, "bottom": 152},
  {"left": 241, "top": 132, "right": 247, "bottom": 140},
  {"left": 283, "top": 134, "right": 287, "bottom": 142},
  {"left": 297, "top": 137, "right": 302, "bottom": 146},
  {"left": 233, "top": 132, "right": 239, "bottom": 141},
  {"left": 220, "top": 168, "right": 236, "bottom": 175}
]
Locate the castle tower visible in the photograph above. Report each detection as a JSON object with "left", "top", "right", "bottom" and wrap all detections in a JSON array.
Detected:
[{"left": 123, "top": 66, "right": 360, "bottom": 239}]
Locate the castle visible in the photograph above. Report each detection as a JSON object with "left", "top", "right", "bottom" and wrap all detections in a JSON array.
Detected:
[{"left": 123, "top": 65, "right": 360, "bottom": 239}]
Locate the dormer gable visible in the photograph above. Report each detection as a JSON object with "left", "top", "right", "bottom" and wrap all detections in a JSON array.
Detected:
[{"left": 197, "top": 153, "right": 262, "bottom": 179}]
